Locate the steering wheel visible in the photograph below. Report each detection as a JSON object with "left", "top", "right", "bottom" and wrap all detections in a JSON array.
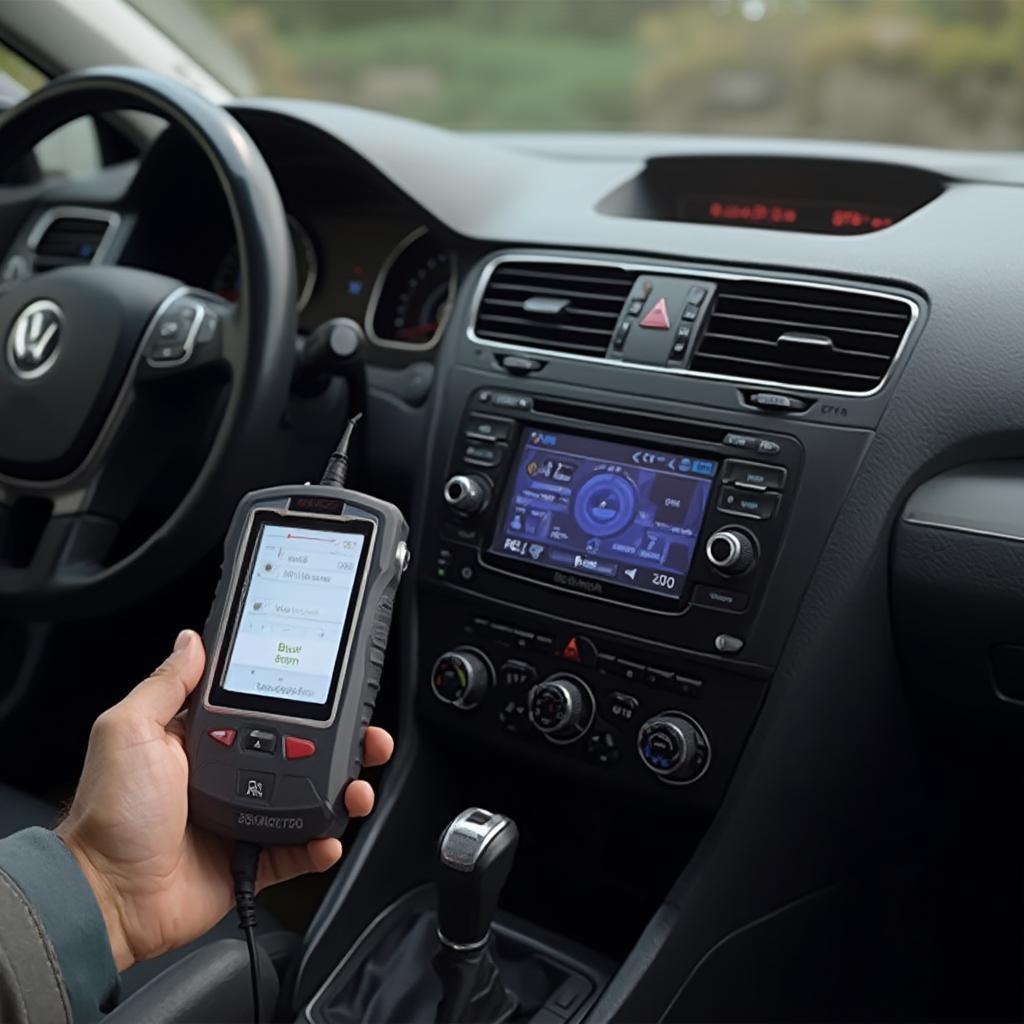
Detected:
[{"left": 0, "top": 67, "right": 297, "bottom": 619}]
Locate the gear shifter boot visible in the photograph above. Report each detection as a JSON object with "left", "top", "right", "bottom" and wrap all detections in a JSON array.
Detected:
[{"left": 432, "top": 935, "right": 517, "bottom": 1024}]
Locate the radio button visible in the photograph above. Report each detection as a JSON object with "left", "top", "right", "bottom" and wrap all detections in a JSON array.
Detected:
[
  {"left": 464, "top": 443, "right": 501, "bottom": 467},
  {"left": 691, "top": 585, "right": 749, "bottom": 613},
  {"left": 717, "top": 487, "right": 780, "bottom": 520},
  {"left": 499, "top": 699, "right": 529, "bottom": 735},
  {"left": 643, "top": 667, "right": 674, "bottom": 690},
  {"left": 236, "top": 770, "right": 275, "bottom": 801},
  {"left": 284, "top": 736, "right": 317, "bottom": 760},
  {"left": 532, "top": 633, "right": 555, "bottom": 655},
  {"left": 441, "top": 521, "right": 481, "bottom": 546},
  {"left": 672, "top": 675, "right": 704, "bottom": 698},
  {"left": 243, "top": 729, "right": 278, "bottom": 754},
  {"left": 608, "top": 691, "right": 640, "bottom": 722},
  {"left": 499, "top": 659, "right": 537, "bottom": 688},
  {"left": 724, "top": 433, "right": 780, "bottom": 456},
  {"left": 207, "top": 728, "right": 236, "bottom": 747},
  {"left": 615, "top": 659, "right": 645, "bottom": 684},
  {"left": 586, "top": 728, "right": 621, "bottom": 765},
  {"left": 465, "top": 416, "right": 513, "bottom": 442},
  {"left": 492, "top": 393, "right": 531, "bottom": 410},
  {"left": 722, "top": 460, "right": 787, "bottom": 492}
]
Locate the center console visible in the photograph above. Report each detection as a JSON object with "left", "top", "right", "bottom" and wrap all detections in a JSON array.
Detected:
[
  {"left": 418, "top": 387, "right": 803, "bottom": 807},
  {"left": 295, "top": 247, "right": 920, "bottom": 1020}
]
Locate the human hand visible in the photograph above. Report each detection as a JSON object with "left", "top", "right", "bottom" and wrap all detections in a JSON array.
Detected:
[{"left": 56, "top": 629, "right": 394, "bottom": 971}]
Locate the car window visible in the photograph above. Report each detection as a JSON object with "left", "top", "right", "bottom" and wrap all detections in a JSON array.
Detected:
[
  {"left": 0, "top": 41, "right": 104, "bottom": 180},
  {"left": 135, "top": 0, "right": 1024, "bottom": 151}
]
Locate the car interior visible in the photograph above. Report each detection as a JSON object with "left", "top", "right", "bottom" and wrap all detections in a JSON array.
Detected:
[{"left": 2, "top": 3, "right": 1024, "bottom": 1022}]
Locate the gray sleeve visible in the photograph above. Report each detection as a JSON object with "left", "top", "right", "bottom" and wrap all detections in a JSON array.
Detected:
[
  {"left": 0, "top": 861, "right": 72, "bottom": 1024},
  {"left": 0, "top": 828, "right": 119, "bottom": 1023}
]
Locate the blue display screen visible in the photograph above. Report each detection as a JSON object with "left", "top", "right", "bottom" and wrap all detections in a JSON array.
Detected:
[{"left": 489, "top": 429, "right": 717, "bottom": 600}]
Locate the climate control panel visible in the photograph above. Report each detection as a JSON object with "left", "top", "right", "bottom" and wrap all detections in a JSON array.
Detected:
[{"left": 418, "top": 599, "right": 768, "bottom": 803}]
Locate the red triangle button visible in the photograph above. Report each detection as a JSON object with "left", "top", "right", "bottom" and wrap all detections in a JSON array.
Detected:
[
  {"left": 640, "top": 297, "right": 671, "bottom": 330},
  {"left": 561, "top": 636, "right": 581, "bottom": 662}
]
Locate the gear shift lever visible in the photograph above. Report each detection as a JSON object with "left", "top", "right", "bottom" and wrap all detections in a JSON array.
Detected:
[
  {"left": 437, "top": 808, "right": 519, "bottom": 947},
  {"left": 433, "top": 808, "right": 519, "bottom": 1023}
]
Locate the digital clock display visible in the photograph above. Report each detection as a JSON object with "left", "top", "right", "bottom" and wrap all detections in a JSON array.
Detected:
[{"left": 680, "top": 194, "right": 900, "bottom": 235}]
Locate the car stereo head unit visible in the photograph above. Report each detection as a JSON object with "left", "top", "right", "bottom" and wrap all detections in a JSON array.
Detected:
[{"left": 483, "top": 428, "right": 717, "bottom": 610}]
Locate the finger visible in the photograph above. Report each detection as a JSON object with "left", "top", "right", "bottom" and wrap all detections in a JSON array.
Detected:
[
  {"left": 257, "top": 838, "right": 342, "bottom": 890},
  {"left": 344, "top": 779, "right": 375, "bottom": 818},
  {"left": 118, "top": 630, "right": 206, "bottom": 727},
  {"left": 363, "top": 727, "right": 394, "bottom": 768}
]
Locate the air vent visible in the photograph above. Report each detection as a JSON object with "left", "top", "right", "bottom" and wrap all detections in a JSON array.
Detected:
[
  {"left": 31, "top": 212, "right": 114, "bottom": 272},
  {"left": 474, "top": 260, "right": 636, "bottom": 355},
  {"left": 691, "top": 279, "right": 913, "bottom": 393}
]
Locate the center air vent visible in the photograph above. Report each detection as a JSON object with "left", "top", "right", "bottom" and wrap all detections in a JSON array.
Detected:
[
  {"left": 474, "top": 260, "right": 636, "bottom": 355},
  {"left": 30, "top": 211, "right": 115, "bottom": 272},
  {"left": 691, "top": 279, "right": 914, "bottom": 393}
]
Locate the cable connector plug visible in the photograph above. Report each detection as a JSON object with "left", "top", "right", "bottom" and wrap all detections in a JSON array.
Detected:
[{"left": 320, "top": 412, "right": 362, "bottom": 489}]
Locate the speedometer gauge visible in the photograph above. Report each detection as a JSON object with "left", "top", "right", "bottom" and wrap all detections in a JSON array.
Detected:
[
  {"left": 368, "top": 228, "right": 454, "bottom": 349},
  {"left": 212, "top": 215, "right": 318, "bottom": 312}
]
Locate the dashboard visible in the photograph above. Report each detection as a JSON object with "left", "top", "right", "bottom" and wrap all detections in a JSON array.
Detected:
[{"left": 7, "top": 97, "right": 1024, "bottom": 1022}]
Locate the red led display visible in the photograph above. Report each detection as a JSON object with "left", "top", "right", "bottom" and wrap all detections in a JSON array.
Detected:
[{"left": 682, "top": 194, "right": 901, "bottom": 235}]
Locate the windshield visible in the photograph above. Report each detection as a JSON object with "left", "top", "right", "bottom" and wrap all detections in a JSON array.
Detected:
[{"left": 134, "top": 0, "right": 1024, "bottom": 150}]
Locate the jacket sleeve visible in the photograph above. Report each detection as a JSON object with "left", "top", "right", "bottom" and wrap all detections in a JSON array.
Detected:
[{"left": 0, "top": 827, "right": 119, "bottom": 1023}]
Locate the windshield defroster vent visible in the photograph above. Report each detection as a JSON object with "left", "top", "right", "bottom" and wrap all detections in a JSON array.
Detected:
[
  {"left": 474, "top": 260, "right": 636, "bottom": 356},
  {"left": 691, "top": 279, "right": 913, "bottom": 393}
]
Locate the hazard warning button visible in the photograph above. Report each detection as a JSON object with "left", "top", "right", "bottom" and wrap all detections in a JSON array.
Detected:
[
  {"left": 639, "top": 297, "right": 671, "bottom": 330},
  {"left": 558, "top": 634, "right": 597, "bottom": 666}
]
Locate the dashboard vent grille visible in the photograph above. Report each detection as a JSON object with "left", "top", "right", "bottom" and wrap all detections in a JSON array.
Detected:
[
  {"left": 474, "top": 261, "right": 636, "bottom": 355},
  {"left": 692, "top": 280, "right": 913, "bottom": 393},
  {"left": 32, "top": 215, "right": 112, "bottom": 272}
]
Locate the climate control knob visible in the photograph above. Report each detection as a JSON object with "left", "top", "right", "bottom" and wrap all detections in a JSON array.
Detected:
[
  {"left": 443, "top": 474, "right": 490, "bottom": 516},
  {"left": 637, "top": 712, "right": 710, "bottom": 784},
  {"left": 527, "top": 675, "right": 594, "bottom": 744},
  {"left": 706, "top": 528, "right": 756, "bottom": 575},
  {"left": 431, "top": 648, "right": 492, "bottom": 710}
]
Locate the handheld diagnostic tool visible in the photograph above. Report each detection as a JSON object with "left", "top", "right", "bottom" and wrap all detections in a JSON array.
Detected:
[{"left": 185, "top": 420, "right": 409, "bottom": 846}]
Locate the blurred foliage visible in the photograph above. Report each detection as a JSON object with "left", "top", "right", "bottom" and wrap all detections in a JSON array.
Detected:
[{"left": 182, "top": 0, "right": 1024, "bottom": 147}]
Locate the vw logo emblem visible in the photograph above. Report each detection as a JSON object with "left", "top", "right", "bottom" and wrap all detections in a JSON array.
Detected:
[{"left": 6, "top": 299, "right": 63, "bottom": 380}]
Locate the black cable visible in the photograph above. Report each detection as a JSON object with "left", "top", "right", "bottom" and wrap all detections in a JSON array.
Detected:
[
  {"left": 232, "top": 841, "right": 263, "bottom": 1023},
  {"left": 320, "top": 412, "right": 362, "bottom": 489}
]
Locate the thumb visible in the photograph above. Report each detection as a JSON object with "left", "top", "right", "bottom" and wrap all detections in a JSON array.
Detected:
[{"left": 119, "top": 630, "right": 207, "bottom": 727}]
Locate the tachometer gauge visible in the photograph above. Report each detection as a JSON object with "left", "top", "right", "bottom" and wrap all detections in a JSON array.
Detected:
[
  {"left": 368, "top": 228, "right": 454, "bottom": 349},
  {"left": 212, "top": 215, "right": 318, "bottom": 312}
]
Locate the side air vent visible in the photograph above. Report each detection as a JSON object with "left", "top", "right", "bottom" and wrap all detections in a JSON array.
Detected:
[
  {"left": 474, "top": 260, "right": 636, "bottom": 355},
  {"left": 691, "top": 280, "right": 914, "bottom": 393},
  {"left": 30, "top": 211, "right": 115, "bottom": 272}
]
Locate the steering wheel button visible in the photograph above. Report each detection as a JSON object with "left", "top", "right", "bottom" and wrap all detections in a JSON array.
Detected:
[
  {"left": 207, "top": 728, "right": 236, "bottom": 747},
  {"left": 284, "top": 736, "right": 317, "bottom": 760},
  {"left": 197, "top": 313, "right": 219, "bottom": 344}
]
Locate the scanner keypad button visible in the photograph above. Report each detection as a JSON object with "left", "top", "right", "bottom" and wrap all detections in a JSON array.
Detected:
[
  {"left": 284, "top": 736, "right": 317, "bottom": 760},
  {"left": 243, "top": 729, "right": 278, "bottom": 754},
  {"left": 236, "top": 770, "right": 274, "bottom": 802}
]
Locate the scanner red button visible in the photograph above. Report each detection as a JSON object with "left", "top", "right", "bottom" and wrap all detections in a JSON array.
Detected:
[
  {"left": 284, "top": 736, "right": 316, "bottom": 760},
  {"left": 208, "top": 728, "right": 236, "bottom": 747}
]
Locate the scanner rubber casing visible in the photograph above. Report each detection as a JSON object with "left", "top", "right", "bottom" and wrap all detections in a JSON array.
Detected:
[{"left": 185, "top": 484, "right": 408, "bottom": 845}]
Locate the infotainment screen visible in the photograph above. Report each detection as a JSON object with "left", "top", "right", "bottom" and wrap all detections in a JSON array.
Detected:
[{"left": 488, "top": 429, "right": 717, "bottom": 601}]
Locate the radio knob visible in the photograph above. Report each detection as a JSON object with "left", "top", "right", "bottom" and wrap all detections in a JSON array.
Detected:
[
  {"left": 706, "top": 528, "right": 756, "bottom": 575},
  {"left": 431, "top": 648, "right": 492, "bottom": 710},
  {"left": 527, "top": 675, "right": 593, "bottom": 743},
  {"left": 443, "top": 474, "right": 490, "bottom": 516},
  {"left": 637, "top": 712, "right": 710, "bottom": 784}
]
